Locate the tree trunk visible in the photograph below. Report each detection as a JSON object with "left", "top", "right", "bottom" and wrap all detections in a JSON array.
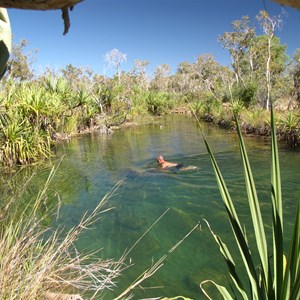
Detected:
[
  {"left": 265, "top": 33, "right": 273, "bottom": 111},
  {"left": 0, "top": 0, "right": 83, "bottom": 10},
  {"left": 294, "top": 70, "right": 300, "bottom": 105}
]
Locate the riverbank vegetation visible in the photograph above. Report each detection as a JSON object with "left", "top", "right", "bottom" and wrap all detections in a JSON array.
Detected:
[{"left": 1, "top": 10, "right": 299, "bottom": 167}]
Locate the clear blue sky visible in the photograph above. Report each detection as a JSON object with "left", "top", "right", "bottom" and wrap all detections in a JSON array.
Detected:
[{"left": 7, "top": 0, "right": 300, "bottom": 77}]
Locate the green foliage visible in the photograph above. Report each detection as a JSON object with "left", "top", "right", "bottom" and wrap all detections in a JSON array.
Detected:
[
  {"left": 251, "top": 35, "right": 288, "bottom": 78},
  {"left": 191, "top": 100, "right": 205, "bottom": 116},
  {"left": 0, "top": 114, "right": 51, "bottom": 166},
  {"left": 241, "top": 108, "right": 270, "bottom": 129},
  {"left": 232, "top": 82, "right": 258, "bottom": 108},
  {"left": 278, "top": 111, "right": 300, "bottom": 132},
  {"left": 229, "top": 99, "right": 245, "bottom": 117},
  {"left": 146, "top": 91, "right": 173, "bottom": 116},
  {"left": 203, "top": 95, "right": 222, "bottom": 115},
  {"left": 200, "top": 107, "right": 300, "bottom": 299},
  {"left": 5, "top": 39, "right": 35, "bottom": 81},
  {"left": 130, "top": 89, "right": 149, "bottom": 116}
]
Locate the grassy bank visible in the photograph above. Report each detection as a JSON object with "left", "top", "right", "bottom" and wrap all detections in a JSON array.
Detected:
[{"left": 191, "top": 102, "right": 300, "bottom": 148}]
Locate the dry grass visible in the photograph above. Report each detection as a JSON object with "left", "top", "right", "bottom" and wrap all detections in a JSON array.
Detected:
[{"left": 0, "top": 166, "right": 125, "bottom": 300}]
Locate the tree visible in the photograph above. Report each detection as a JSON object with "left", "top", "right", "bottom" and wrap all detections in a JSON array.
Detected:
[
  {"left": 103, "top": 49, "right": 127, "bottom": 82},
  {"left": 151, "top": 64, "right": 170, "bottom": 91},
  {"left": 6, "top": 39, "right": 36, "bottom": 81},
  {"left": 193, "top": 54, "right": 224, "bottom": 102},
  {"left": 218, "top": 16, "right": 255, "bottom": 86},
  {"left": 130, "top": 59, "right": 150, "bottom": 90},
  {"left": 175, "top": 61, "right": 194, "bottom": 93},
  {"left": 250, "top": 35, "right": 288, "bottom": 107},
  {"left": 289, "top": 49, "right": 300, "bottom": 105},
  {"left": 60, "top": 64, "right": 94, "bottom": 91},
  {"left": 256, "top": 10, "right": 284, "bottom": 110}
]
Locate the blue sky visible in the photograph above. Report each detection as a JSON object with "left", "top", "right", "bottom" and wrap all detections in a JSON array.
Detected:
[{"left": 7, "top": 0, "right": 300, "bottom": 77}]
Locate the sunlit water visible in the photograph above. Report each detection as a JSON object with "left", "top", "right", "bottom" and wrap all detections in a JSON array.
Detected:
[{"left": 2, "top": 115, "right": 300, "bottom": 299}]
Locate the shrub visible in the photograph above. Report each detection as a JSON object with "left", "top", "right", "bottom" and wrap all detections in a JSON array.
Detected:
[
  {"left": 146, "top": 91, "right": 173, "bottom": 116},
  {"left": 233, "top": 82, "right": 258, "bottom": 108}
]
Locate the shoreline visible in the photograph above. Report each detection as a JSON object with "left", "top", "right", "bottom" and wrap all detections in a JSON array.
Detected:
[{"left": 58, "top": 110, "right": 299, "bottom": 149}]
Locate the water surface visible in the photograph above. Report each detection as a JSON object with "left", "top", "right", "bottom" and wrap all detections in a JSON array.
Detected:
[{"left": 2, "top": 115, "right": 299, "bottom": 299}]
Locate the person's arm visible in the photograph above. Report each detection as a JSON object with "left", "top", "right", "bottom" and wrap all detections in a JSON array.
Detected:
[{"left": 162, "top": 161, "right": 178, "bottom": 168}]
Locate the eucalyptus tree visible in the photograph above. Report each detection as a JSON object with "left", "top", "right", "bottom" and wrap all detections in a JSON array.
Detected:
[
  {"left": 219, "top": 12, "right": 289, "bottom": 109},
  {"left": 256, "top": 10, "right": 284, "bottom": 110},
  {"left": 5, "top": 39, "right": 36, "bottom": 81},
  {"left": 103, "top": 48, "right": 127, "bottom": 83},
  {"left": 130, "top": 59, "right": 150, "bottom": 91},
  {"left": 193, "top": 54, "right": 225, "bottom": 102},
  {"left": 60, "top": 64, "right": 94, "bottom": 91},
  {"left": 218, "top": 16, "right": 255, "bottom": 87},
  {"left": 175, "top": 61, "right": 194, "bottom": 93},
  {"left": 289, "top": 49, "right": 300, "bottom": 105},
  {"left": 251, "top": 35, "right": 287, "bottom": 76},
  {"left": 151, "top": 63, "right": 171, "bottom": 92},
  {"left": 252, "top": 35, "right": 288, "bottom": 106}
]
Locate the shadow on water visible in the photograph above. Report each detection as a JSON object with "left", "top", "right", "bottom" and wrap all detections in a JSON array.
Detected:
[{"left": 1, "top": 115, "right": 299, "bottom": 299}]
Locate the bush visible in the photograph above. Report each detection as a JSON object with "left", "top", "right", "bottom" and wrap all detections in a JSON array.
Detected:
[
  {"left": 146, "top": 91, "right": 173, "bottom": 116},
  {"left": 233, "top": 82, "right": 258, "bottom": 108}
]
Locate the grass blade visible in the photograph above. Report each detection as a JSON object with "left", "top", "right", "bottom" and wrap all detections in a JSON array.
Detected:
[
  {"left": 203, "top": 220, "right": 248, "bottom": 299},
  {"left": 281, "top": 197, "right": 300, "bottom": 299},
  {"left": 200, "top": 280, "right": 235, "bottom": 300},
  {"left": 235, "top": 116, "right": 269, "bottom": 292},
  {"left": 270, "top": 105, "right": 284, "bottom": 299},
  {"left": 203, "top": 137, "right": 260, "bottom": 298}
]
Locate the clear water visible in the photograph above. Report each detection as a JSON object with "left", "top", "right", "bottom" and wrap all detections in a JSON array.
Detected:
[{"left": 2, "top": 115, "right": 300, "bottom": 299}]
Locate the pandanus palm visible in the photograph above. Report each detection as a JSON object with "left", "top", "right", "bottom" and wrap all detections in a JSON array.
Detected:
[
  {"left": 0, "top": 116, "right": 51, "bottom": 166},
  {"left": 200, "top": 106, "right": 300, "bottom": 300}
]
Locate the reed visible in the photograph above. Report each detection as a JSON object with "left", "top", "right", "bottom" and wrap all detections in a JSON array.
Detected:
[{"left": 0, "top": 165, "right": 125, "bottom": 300}]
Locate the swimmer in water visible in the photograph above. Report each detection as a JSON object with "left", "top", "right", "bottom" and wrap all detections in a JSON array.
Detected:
[{"left": 156, "top": 155, "right": 197, "bottom": 171}]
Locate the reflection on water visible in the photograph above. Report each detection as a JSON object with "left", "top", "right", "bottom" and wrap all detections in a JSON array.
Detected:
[{"left": 1, "top": 115, "right": 299, "bottom": 299}]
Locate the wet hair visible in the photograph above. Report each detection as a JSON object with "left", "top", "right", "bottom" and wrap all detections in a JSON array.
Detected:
[{"left": 156, "top": 155, "right": 164, "bottom": 163}]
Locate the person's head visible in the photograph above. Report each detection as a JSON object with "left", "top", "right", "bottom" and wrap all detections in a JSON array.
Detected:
[{"left": 156, "top": 155, "right": 165, "bottom": 164}]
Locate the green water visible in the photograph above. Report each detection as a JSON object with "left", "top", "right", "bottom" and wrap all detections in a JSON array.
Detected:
[{"left": 2, "top": 115, "right": 300, "bottom": 299}]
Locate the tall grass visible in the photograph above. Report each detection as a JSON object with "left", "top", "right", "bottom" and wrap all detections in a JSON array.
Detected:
[
  {"left": 200, "top": 105, "right": 300, "bottom": 299},
  {"left": 0, "top": 165, "right": 125, "bottom": 299}
]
